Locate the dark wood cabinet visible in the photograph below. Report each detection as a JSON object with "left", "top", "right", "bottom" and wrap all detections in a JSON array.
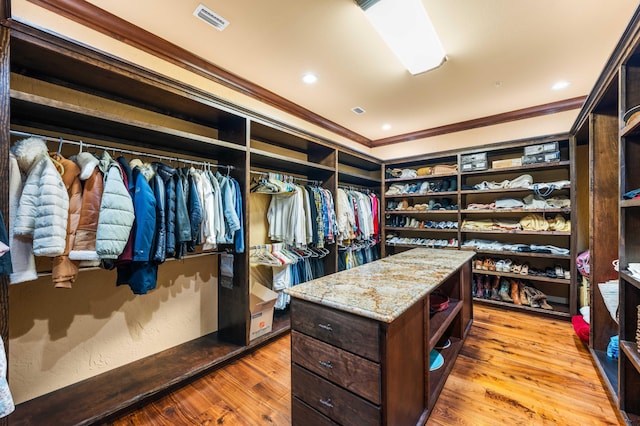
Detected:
[{"left": 288, "top": 249, "right": 473, "bottom": 425}]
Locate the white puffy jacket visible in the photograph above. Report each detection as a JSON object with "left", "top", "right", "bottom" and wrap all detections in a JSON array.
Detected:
[
  {"left": 11, "top": 137, "right": 68, "bottom": 257},
  {"left": 96, "top": 151, "right": 135, "bottom": 260}
]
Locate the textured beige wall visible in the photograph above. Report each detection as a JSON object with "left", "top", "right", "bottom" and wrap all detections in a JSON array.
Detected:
[{"left": 9, "top": 257, "right": 218, "bottom": 403}]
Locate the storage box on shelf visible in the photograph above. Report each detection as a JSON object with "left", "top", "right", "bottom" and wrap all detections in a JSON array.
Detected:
[
  {"left": 459, "top": 138, "right": 574, "bottom": 317},
  {"left": 382, "top": 158, "right": 459, "bottom": 256}
]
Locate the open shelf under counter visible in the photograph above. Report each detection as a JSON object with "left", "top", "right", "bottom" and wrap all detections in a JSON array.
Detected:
[
  {"left": 461, "top": 160, "right": 571, "bottom": 176},
  {"left": 472, "top": 269, "right": 571, "bottom": 285},
  {"left": 472, "top": 297, "right": 571, "bottom": 318}
]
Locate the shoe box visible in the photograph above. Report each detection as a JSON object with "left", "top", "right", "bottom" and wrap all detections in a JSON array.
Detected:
[
  {"left": 521, "top": 142, "right": 560, "bottom": 165},
  {"left": 460, "top": 152, "right": 488, "bottom": 171}
]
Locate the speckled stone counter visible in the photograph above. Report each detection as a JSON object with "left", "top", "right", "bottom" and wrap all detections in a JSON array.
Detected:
[{"left": 286, "top": 248, "right": 475, "bottom": 323}]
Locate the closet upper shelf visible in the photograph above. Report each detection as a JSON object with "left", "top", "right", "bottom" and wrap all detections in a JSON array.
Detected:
[
  {"left": 250, "top": 148, "right": 335, "bottom": 177},
  {"left": 338, "top": 170, "right": 381, "bottom": 186},
  {"left": 460, "top": 160, "right": 571, "bottom": 176},
  {"left": 11, "top": 29, "right": 246, "bottom": 138},
  {"left": 10, "top": 90, "right": 246, "bottom": 157}
]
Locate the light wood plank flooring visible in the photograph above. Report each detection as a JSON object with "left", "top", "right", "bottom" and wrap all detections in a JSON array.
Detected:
[{"left": 112, "top": 305, "right": 622, "bottom": 425}]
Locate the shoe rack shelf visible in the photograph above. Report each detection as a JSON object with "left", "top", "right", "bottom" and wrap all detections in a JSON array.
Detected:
[
  {"left": 619, "top": 41, "right": 640, "bottom": 422},
  {"left": 569, "top": 8, "right": 640, "bottom": 422},
  {"left": 382, "top": 135, "right": 576, "bottom": 318},
  {"left": 473, "top": 269, "right": 571, "bottom": 285},
  {"left": 469, "top": 249, "right": 570, "bottom": 260}
]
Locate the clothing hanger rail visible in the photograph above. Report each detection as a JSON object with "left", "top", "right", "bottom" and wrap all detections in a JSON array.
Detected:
[
  {"left": 250, "top": 170, "right": 322, "bottom": 186},
  {"left": 10, "top": 130, "right": 235, "bottom": 171}
]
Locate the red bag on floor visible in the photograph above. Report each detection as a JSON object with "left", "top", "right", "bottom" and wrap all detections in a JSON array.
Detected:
[{"left": 572, "top": 315, "right": 589, "bottom": 343}]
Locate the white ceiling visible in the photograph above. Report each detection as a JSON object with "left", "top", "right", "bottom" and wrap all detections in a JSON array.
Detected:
[{"left": 85, "top": 0, "right": 638, "bottom": 143}]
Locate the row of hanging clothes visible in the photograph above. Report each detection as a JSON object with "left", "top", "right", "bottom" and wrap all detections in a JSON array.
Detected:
[
  {"left": 250, "top": 243, "right": 329, "bottom": 310},
  {"left": 7, "top": 133, "right": 243, "bottom": 295},
  {"left": 251, "top": 171, "right": 338, "bottom": 248},
  {"left": 336, "top": 186, "right": 381, "bottom": 271}
]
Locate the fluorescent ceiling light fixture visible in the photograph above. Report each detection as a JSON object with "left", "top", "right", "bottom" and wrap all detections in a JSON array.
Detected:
[
  {"left": 302, "top": 72, "right": 318, "bottom": 84},
  {"left": 356, "top": 0, "right": 446, "bottom": 75},
  {"left": 552, "top": 80, "right": 570, "bottom": 90}
]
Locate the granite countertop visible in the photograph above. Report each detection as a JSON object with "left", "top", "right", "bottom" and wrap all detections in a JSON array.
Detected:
[{"left": 285, "top": 248, "right": 474, "bottom": 323}]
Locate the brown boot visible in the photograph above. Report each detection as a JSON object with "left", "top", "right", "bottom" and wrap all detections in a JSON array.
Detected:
[
  {"left": 510, "top": 279, "right": 521, "bottom": 305},
  {"left": 490, "top": 275, "right": 501, "bottom": 300}
]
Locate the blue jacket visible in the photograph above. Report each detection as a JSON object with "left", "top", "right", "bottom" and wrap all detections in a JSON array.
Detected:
[
  {"left": 154, "top": 162, "right": 176, "bottom": 257},
  {"left": 131, "top": 166, "right": 156, "bottom": 262}
]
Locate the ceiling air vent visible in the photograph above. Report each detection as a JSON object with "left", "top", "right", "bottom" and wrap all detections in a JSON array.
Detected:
[
  {"left": 193, "top": 4, "right": 229, "bottom": 31},
  {"left": 351, "top": 106, "right": 366, "bottom": 115}
]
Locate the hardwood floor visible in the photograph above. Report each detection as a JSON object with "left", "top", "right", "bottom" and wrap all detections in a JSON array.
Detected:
[{"left": 111, "top": 305, "right": 622, "bottom": 425}]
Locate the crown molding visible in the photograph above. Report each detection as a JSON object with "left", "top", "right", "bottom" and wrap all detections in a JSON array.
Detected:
[{"left": 370, "top": 96, "right": 586, "bottom": 147}]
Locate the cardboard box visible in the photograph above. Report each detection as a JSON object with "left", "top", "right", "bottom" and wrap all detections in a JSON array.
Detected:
[
  {"left": 521, "top": 151, "right": 560, "bottom": 165},
  {"left": 523, "top": 141, "right": 559, "bottom": 156},
  {"left": 492, "top": 158, "right": 522, "bottom": 169},
  {"left": 249, "top": 283, "right": 278, "bottom": 340},
  {"left": 460, "top": 152, "right": 488, "bottom": 171}
]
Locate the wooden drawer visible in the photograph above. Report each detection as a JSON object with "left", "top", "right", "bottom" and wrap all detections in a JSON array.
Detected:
[
  {"left": 292, "top": 364, "right": 381, "bottom": 425},
  {"left": 291, "top": 299, "right": 380, "bottom": 362},
  {"left": 292, "top": 397, "right": 339, "bottom": 426},
  {"left": 292, "top": 331, "right": 381, "bottom": 404}
]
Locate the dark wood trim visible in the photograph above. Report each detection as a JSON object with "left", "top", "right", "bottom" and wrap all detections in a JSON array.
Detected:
[
  {"left": 0, "top": 25, "right": 8, "bottom": 426},
  {"left": 26, "top": 0, "right": 372, "bottom": 146},
  {"left": 0, "top": 0, "right": 9, "bottom": 22},
  {"left": 371, "top": 97, "right": 586, "bottom": 147}
]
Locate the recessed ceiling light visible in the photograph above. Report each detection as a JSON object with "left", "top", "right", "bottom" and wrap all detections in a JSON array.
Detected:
[
  {"left": 552, "top": 80, "right": 570, "bottom": 90},
  {"left": 382, "top": 124, "right": 392, "bottom": 130},
  {"left": 302, "top": 73, "right": 318, "bottom": 84}
]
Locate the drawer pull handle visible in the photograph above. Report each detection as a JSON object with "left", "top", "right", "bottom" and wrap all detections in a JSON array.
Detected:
[
  {"left": 319, "top": 398, "right": 334, "bottom": 408},
  {"left": 318, "top": 323, "right": 333, "bottom": 331},
  {"left": 319, "top": 360, "right": 333, "bottom": 369}
]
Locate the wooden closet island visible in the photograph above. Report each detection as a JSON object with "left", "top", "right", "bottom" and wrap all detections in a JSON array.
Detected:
[{"left": 286, "top": 248, "right": 474, "bottom": 425}]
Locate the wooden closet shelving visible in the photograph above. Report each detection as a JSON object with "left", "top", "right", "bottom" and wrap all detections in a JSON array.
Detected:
[
  {"left": 568, "top": 6, "right": 640, "bottom": 422},
  {"left": 381, "top": 135, "right": 577, "bottom": 319},
  {"left": 2, "top": 21, "right": 383, "bottom": 425}
]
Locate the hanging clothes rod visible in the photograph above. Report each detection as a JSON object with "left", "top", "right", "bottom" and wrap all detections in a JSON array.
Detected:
[
  {"left": 9, "top": 130, "right": 235, "bottom": 171},
  {"left": 338, "top": 184, "right": 376, "bottom": 194},
  {"left": 250, "top": 170, "right": 322, "bottom": 186}
]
